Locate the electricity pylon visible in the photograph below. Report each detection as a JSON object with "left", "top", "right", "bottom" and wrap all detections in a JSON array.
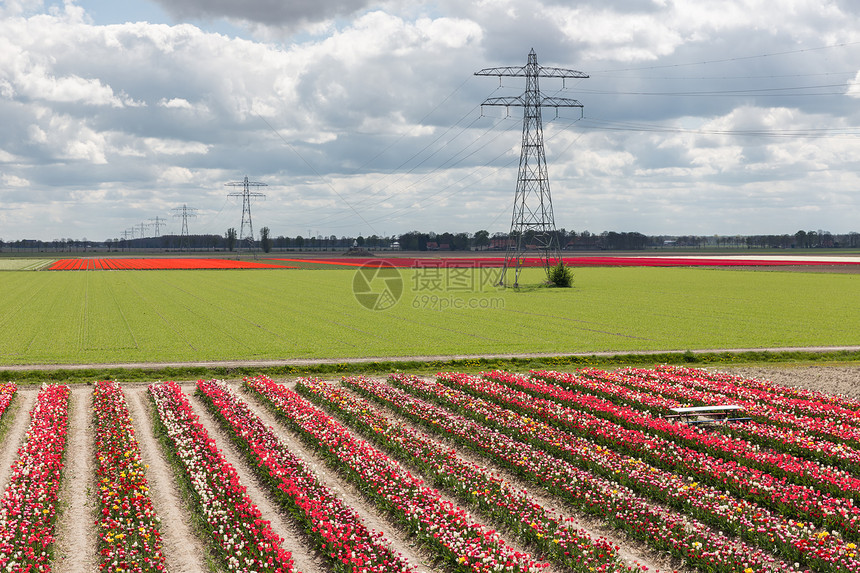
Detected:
[
  {"left": 149, "top": 216, "right": 167, "bottom": 237},
  {"left": 171, "top": 204, "right": 197, "bottom": 251},
  {"left": 476, "top": 48, "right": 587, "bottom": 287},
  {"left": 226, "top": 176, "right": 267, "bottom": 251}
]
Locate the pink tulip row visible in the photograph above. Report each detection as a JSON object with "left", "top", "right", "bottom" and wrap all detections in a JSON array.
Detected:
[
  {"left": 195, "top": 379, "right": 416, "bottom": 573},
  {"left": 531, "top": 368, "right": 860, "bottom": 481},
  {"left": 606, "top": 367, "right": 860, "bottom": 449},
  {"left": 296, "top": 376, "right": 638, "bottom": 573},
  {"left": 470, "top": 370, "right": 860, "bottom": 537},
  {"left": 644, "top": 365, "right": 860, "bottom": 421},
  {"left": 354, "top": 374, "right": 797, "bottom": 573},
  {"left": 243, "top": 374, "right": 550, "bottom": 573},
  {"left": 0, "top": 383, "right": 15, "bottom": 420},
  {"left": 94, "top": 381, "right": 167, "bottom": 573},
  {"left": 148, "top": 381, "right": 295, "bottom": 573},
  {"left": 0, "top": 384, "right": 70, "bottom": 573},
  {"left": 394, "top": 373, "right": 860, "bottom": 572}
]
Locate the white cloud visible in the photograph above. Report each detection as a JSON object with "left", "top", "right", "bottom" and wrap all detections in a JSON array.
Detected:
[{"left": 1, "top": 172, "right": 29, "bottom": 186}]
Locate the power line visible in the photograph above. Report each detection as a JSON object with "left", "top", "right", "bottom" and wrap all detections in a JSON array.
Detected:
[
  {"left": 588, "top": 40, "right": 860, "bottom": 74},
  {"left": 570, "top": 116, "right": 860, "bottom": 139}
]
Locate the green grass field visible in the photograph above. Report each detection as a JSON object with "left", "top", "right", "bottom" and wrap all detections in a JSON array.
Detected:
[{"left": 0, "top": 266, "right": 858, "bottom": 366}]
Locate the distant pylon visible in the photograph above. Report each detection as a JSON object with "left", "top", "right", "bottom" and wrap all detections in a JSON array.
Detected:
[
  {"left": 226, "top": 176, "right": 267, "bottom": 251},
  {"left": 476, "top": 48, "right": 588, "bottom": 287},
  {"left": 171, "top": 205, "right": 197, "bottom": 251},
  {"left": 149, "top": 216, "right": 167, "bottom": 237}
]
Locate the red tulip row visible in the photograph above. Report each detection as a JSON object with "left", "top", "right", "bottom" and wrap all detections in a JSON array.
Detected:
[
  {"left": 243, "top": 375, "right": 550, "bottom": 573},
  {"left": 469, "top": 370, "right": 860, "bottom": 536},
  {"left": 520, "top": 369, "right": 860, "bottom": 501},
  {"left": 530, "top": 368, "right": 860, "bottom": 480},
  {"left": 640, "top": 366, "right": 860, "bottom": 424},
  {"left": 147, "top": 381, "right": 295, "bottom": 573},
  {"left": 0, "top": 383, "right": 15, "bottom": 420},
  {"left": 195, "top": 379, "right": 416, "bottom": 573},
  {"left": 94, "top": 381, "right": 167, "bottom": 573},
  {"left": 650, "top": 365, "right": 860, "bottom": 411},
  {"left": 296, "top": 376, "right": 639, "bottom": 573},
  {"left": 600, "top": 367, "right": 860, "bottom": 449},
  {"left": 350, "top": 374, "right": 796, "bottom": 573},
  {"left": 596, "top": 366, "right": 860, "bottom": 471},
  {"left": 0, "top": 384, "right": 70, "bottom": 573},
  {"left": 390, "top": 373, "right": 860, "bottom": 572}
]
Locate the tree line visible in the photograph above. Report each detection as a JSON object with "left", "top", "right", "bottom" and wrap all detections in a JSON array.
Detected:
[{"left": 2, "top": 228, "right": 859, "bottom": 253}]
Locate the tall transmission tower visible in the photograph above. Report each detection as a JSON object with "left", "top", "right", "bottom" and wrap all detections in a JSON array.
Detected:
[
  {"left": 476, "top": 48, "right": 588, "bottom": 287},
  {"left": 137, "top": 222, "right": 150, "bottom": 239},
  {"left": 149, "top": 216, "right": 167, "bottom": 237},
  {"left": 226, "top": 176, "right": 267, "bottom": 251},
  {"left": 171, "top": 204, "right": 197, "bottom": 251}
]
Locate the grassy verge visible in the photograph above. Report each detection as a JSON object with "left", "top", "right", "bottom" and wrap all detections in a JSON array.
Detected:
[{"left": 1, "top": 348, "right": 858, "bottom": 385}]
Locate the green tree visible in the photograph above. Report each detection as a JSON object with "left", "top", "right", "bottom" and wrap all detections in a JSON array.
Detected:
[
  {"left": 548, "top": 261, "right": 573, "bottom": 288},
  {"left": 473, "top": 229, "right": 490, "bottom": 250},
  {"left": 225, "top": 227, "right": 237, "bottom": 251},
  {"left": 260, "top": 227, "right": 272, "bottom": 253}
]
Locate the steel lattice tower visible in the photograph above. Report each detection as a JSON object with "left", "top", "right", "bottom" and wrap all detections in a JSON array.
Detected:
[
  {"left": 226, "top": 176, "right": 267, "bottom": 251},
  {"left": 171, "top": 205, "right": 197, "bottom": 251},
  {"left": 149, "top": 216, "right": 167, "bottom": 237},
  {"left": 476, "top": 49, "right": 587, "bottom": 287}
]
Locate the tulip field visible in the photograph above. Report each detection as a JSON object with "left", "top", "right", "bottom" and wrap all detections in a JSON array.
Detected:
[{"left": 0, "top": 367, "right": 859, "bottom": 573}]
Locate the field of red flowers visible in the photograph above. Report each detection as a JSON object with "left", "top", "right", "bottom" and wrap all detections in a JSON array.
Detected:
[
  {"left": 269, "top": 255, "right": 860, "bottom": 269},
  {"left": 1, "top": 367, "right": 859, "bottom": 573},
  {"left": 48, "top": 258, "right": 288, "bottom": 270}
]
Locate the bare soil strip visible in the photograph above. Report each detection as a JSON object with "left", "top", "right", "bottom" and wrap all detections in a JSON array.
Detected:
[
  {"left": 721, "top": 365, "right": 860, "bottom": 399},
  {"left": 0, "top": 389, "right": 37, "bottom": 495},
  {"left": 53, "top": 386, "right": 97, "bottom": 573},
  {"left": 125, "top": 385, "right": 209, "bottom": 573}
]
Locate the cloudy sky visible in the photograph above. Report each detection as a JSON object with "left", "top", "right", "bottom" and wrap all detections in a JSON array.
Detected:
[{"left": 2, "top": 0, "right": 860, "bottom": 242}]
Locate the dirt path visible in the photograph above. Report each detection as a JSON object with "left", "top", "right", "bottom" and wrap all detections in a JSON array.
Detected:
[
  {"left": 53, "top": 386, "right": 97, "bottom": 573},
  {"left": 4, "top": 346, "right": 860, "bottom": 372},
  {"left": 719, "top": 365, "right": 860, "bottom": 399},
  {"left": 0, "top": 388, "right": 37, "bottom": 495},
  {"left": 124, "top": 385, "right": 209, "bottom": 573}
]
